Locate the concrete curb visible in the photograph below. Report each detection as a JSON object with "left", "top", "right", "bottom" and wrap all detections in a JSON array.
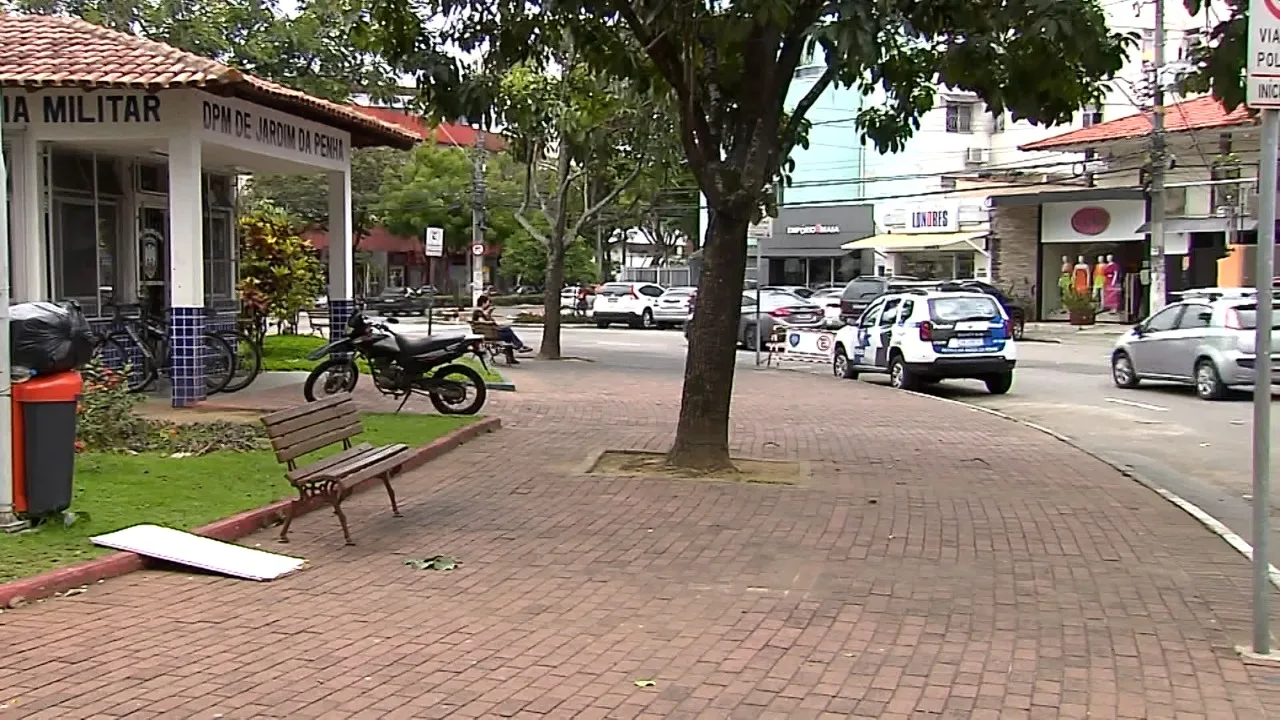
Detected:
[
  {"left": 0, "top": 417, "right": 502, "bottom": 610},
  {"left": 906, "top": 389, "right": 1280, "bottom": 591}
]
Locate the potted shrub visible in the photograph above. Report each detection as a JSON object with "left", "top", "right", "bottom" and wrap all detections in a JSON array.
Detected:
[{"left": 1061, "top": 287, "right": 1097, "bottom": 326}]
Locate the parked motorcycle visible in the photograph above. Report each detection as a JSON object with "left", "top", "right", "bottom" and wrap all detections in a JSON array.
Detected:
[{"left": 302, "top": 312, "right": 489, "bottom": 414}]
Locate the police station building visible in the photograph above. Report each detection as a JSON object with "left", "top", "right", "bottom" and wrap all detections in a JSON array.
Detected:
[{"left": 1, "top": 13, "right": 417, "bottom": 406}]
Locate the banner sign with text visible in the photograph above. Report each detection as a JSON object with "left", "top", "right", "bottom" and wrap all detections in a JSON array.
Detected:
[{"left": 196, "top": 91, "right": 350, "bottom": 172}]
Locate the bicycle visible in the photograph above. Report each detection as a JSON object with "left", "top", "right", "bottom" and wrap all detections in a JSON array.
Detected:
[
  {"left": 94, "top": 302, "right": 236, "bottom": 395},
  {"left": 215, "top": 318, "right": 264, "bottom": 394}
]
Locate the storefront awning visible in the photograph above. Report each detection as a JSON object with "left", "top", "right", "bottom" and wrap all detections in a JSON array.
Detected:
[{"left": 841, "top": 231, "right": 989, "bottom": 254}]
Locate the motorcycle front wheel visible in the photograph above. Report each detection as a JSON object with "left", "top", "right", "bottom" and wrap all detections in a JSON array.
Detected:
[
  {"left": 427, "top": 363, "right": 488, "bottom": 415},
  {"left": 303, "top": 357, "right": 360, "bottom": 402}
]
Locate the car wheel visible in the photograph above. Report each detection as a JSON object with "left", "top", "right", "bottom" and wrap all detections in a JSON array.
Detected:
[
  {"left": 1111, "top": 351, "right": 1141, "bottom": 389},
  {"left": 833, "top": 348, "right": 857, "bottom": 380},
  {"left": 640, "top": 309, "right": 656, "bottom": 329},
  {"left": 984, "top": 372, "right": 1014, "bottom": 395},
  {"left": 596, "top": 321, "right": 610, "bottom": 329},
  {"left": 888, "top": 355, "right": 919, "bottom": 391},
  {"left": 743, "top": 324, "right": 758, "bottom": 352},
  {"left": 1195, "top": 359, "right": 1227, "bottom": 400},
  {"left": 1011, "top": 316, "right": 1025, "bottom": 341}
]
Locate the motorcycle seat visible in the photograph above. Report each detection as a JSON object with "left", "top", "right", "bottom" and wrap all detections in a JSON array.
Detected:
[{"left": 396, "top": 333, "right": 467, "bottom": 356}]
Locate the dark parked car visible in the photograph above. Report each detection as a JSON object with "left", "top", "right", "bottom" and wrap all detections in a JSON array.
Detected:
[
  {"left": 837, "top": 275, "right": 923, "bottom": 325},
  {"left": 373, "top": 287, "right": 433, "bottom": 317}
]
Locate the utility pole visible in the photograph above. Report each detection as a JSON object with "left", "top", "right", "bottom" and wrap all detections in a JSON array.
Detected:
[
  {"left": 1147, "top": 0, "right": 1168, "bottom": 312},
  {"left": 471, "top": 126, "right": 487, "bottom": 306}
]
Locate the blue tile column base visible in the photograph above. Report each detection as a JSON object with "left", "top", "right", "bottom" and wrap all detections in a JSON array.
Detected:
[
  {"left": 329, "top": 299, "right": 357, "bottom": 354},
  {"left": 170, "top": 307, "right": 206, "bottom": 408}
]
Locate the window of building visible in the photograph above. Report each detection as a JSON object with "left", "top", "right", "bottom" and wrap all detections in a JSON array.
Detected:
[
  {"left": 1210, "top": 163, "right": 1242, "bottom": 213},
  {"left": 991, "top": 111, "right": 1005, "bottom": 133},
  {"left": 137, "top": 162, "right": 168, "bottom": 194},
  {"left": 1081, "top": 106, "right": 1104, "bottom": 127},
  {"left": 50, "top": 150, "right": 122, "bottom": 315},
  {"left": 945, "top": 103, "right": 974, "bottom": 133},
  {"left": 202, "top": 172, "right": 237, "bottom": 303},
  {"left": 940, "top": 176, "right": 957, "bottom": 191}
]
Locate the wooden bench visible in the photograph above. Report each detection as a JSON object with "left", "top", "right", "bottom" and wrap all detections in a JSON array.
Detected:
[
  {"left": 262, "top": 395, "right": 413, "bottom": 545},
  {"left": 470, "top": 321, "right": 516, "bottom": 365},
  {"left": 303, "top": 308, "right": 330, "bottom": 338}
]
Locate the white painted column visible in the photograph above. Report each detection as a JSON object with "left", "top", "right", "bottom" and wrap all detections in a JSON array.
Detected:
[
  {"left": 9, "top": 134, "right": 44, "bottom": 301},
  {"left": 327, "top": 169, "right": 353, "bottom": 301},
  {"left": 168, "top": 133, "right": 204, "bottom": 307},
  {"left": 326, "top": 169, "right": 355, "bottom": 338},
  {"left": 167, "top": 131, "right": 206, "bottom": 407}
]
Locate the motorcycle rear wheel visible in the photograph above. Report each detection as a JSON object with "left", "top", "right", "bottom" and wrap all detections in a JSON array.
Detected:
[
  {"left": 427, "top": 363, "right": 488, "bottom": 415},
  {"left": 303, "top": 357, "right": 360, "bottom": 402}
]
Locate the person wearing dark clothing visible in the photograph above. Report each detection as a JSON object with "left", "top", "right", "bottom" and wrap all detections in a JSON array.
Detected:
[{"left": 471, "top": 295, "right": 533, "bottom": 354}]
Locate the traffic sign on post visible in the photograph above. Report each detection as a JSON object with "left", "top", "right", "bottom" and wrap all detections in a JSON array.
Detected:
[
  {"left": 1246, "top": 0, "right": 1279, "bottom": 660},
  {"left": 424, "top": 227, "right": 444, "bottom": 257},
  {"left": 1249, "top": 0, "right": 1280, "bottom": 106},
  {"left": 471, "top": 243, "right": 485, "bottom": 256}
]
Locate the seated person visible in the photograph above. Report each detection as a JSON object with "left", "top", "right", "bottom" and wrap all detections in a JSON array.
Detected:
[{"left": 471, "top": 295, "right": 534, "bottom": 355}]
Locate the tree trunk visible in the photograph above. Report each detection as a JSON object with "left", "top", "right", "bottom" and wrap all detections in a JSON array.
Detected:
[
  {"left": 540, "top": 241, "right": 566, "bottom": 359},
  {"left": 666, "top": 205, "right": 751, "bottom": 470}
]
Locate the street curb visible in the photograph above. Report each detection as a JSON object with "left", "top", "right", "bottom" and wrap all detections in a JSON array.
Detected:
[
  {"left": 0, "top": 417, "right": 502, "bottom": 610},
  {"left": 906, "top": 390, "right": 1280, "bottom": 591}
]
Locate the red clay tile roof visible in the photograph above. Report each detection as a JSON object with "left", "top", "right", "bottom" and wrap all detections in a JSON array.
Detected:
[
  {"left": 0, "top": 13, "right": 420, "bottom": 149},
  {"left": 351, "top": 106, "right": 507, "bottom": 152},
  {"left": 1019, "top": 96, "right": 1254, "bottom": 152}
]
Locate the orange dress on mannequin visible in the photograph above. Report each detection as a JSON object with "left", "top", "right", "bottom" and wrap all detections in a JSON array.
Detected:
[{"left": 1072, "top": 263, "right": 1090, "bottom": 295}]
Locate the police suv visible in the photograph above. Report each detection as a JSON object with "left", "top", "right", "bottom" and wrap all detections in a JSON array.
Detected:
[{"left": 830, "top": 285, "right": 1018, "bottom": 394}]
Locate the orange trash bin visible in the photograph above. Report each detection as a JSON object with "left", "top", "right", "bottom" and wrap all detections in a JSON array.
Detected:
[{"left": 11, "top": 371, "right": 83, "bottom": 516}]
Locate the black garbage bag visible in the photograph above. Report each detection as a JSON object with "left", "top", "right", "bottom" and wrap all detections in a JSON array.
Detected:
[{"left": 10, "top": 301, "right": 96, "bottom": 373}]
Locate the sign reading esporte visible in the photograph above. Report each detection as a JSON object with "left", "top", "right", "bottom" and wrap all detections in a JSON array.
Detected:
[
  {"left": 1248, "top": 0, "right": 1280, "bottom": 107},
  {"left": 198, "top": 92, "right": 349, "bottom": 169}
]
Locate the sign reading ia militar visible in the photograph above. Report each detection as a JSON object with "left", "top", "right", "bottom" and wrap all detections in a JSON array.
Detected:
[
  {"left": 3, "top": 92, "right": 162, "bottom": 126},
  {"left": 1247, "top": 0, "right": 1280, "bottom": 107}
]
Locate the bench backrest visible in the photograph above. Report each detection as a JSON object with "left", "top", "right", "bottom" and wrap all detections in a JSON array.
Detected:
[
  {"left": 470, "top": 322, "right": 502, "bottom": 340},
  {"left": 262, "top": 395, "right": 363, "bottom": 464}
]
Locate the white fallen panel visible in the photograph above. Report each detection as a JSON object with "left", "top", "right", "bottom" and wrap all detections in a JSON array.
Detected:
[{"left": 91, "top": 524, "right": 306, "bottom": 581}]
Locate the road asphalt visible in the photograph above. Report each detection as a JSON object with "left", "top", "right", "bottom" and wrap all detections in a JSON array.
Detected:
[{"left": 427, "top": 323, "right": 1279, "bottom": 553}]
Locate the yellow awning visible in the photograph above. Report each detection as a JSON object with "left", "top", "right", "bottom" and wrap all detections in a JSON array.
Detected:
[{"left": 841, "top": 231, "right": 989, "bottom": 253}]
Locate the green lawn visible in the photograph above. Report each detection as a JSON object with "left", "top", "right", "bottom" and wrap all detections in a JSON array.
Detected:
[
  {"left": 0, "top": 413, "right": 476, "bottom": 583},
  {"left": 260, "top": 334, "right": 504, "bottom": 383}
]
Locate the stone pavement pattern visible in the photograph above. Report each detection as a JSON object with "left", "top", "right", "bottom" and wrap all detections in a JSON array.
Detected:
[{"left": 4, "top": 363, "right": 1280, "bottom": 719}]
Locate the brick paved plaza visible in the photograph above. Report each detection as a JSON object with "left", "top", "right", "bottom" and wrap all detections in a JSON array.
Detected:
[{"left": 3, "top": 362, "right": 1280, "bottom": 719}]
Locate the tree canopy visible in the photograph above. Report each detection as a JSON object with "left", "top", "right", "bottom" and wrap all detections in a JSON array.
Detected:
[{"left": 1181, "top": 0, "right": 1246, "bottom": 110}]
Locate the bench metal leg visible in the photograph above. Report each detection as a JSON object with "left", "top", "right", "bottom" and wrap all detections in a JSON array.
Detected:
[
  {"left": 278, "top": 498, "right": 299, "bottom": 543},
  {"left": 382, "top": 473, "right": 402, "bottom": 517},
  {"left": 330, "top": 492, "right": 355, "bottom": 546}
]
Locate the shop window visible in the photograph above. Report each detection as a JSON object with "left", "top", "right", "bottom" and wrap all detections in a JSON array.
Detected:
[
  {"left": 50, "top": 151, "right": 122, "bottom": 195},
  {"left": 203, "top": 210, "right": 235, "bottom": 301},
  {"left": 781, "top": 257, "right": 805, "bottom": 285},
  {"left": 137, "top": 163, "right": 168, "bottom": 194},
  {"left": 387, "top": 265, "right": 406, "bottom": 289},
  {"left": 945, "top": 103, "right": 973, "bottom": 133},
  {"left": 53, "top": 199, "right": 118, "bottom": 313}
]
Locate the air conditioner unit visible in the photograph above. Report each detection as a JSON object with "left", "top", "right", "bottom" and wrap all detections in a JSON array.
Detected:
[{"left": 965, "top": 147, "right": 989, "bottom": 164}]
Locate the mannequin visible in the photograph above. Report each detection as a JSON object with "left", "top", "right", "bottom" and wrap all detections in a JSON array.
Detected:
[
  {"left": 1103, "top": 254, "right": 1123, "bottom": 311},
  {"left": 1092, "top": 255, "right": 1106, "bottom": 302},
  {"left": 1057, "top": 255, "right": 1072, "bottom": 308},
  {"left": 1072, "top": 255, "right": 1091, "bottom": 296}
]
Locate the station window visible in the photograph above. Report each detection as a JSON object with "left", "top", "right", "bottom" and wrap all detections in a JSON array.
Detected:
[{"left": 50, "top": 149, "right": 122, "bottom": 316}]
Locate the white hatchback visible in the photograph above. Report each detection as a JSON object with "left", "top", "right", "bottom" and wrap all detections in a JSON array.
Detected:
[
  {"left": 831, "top": 288, "right": 1018, "bottom": 394},
  {"left": 592, "top": 282, "right": 665, "bottom": 329}
]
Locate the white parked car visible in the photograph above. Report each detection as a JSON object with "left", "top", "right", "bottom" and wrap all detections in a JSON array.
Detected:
[
  {"left": 592, "top": 282, "right": 665, "bottom": 328},
  {"left": 653, "top": 286, "right": 697, "bottom": 329},
  {"left": 831, "top": 287, "right": 1018, "bottom": 394},
  {"left": 810, "top": 288, "right": 843, "bottom": 328}
]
